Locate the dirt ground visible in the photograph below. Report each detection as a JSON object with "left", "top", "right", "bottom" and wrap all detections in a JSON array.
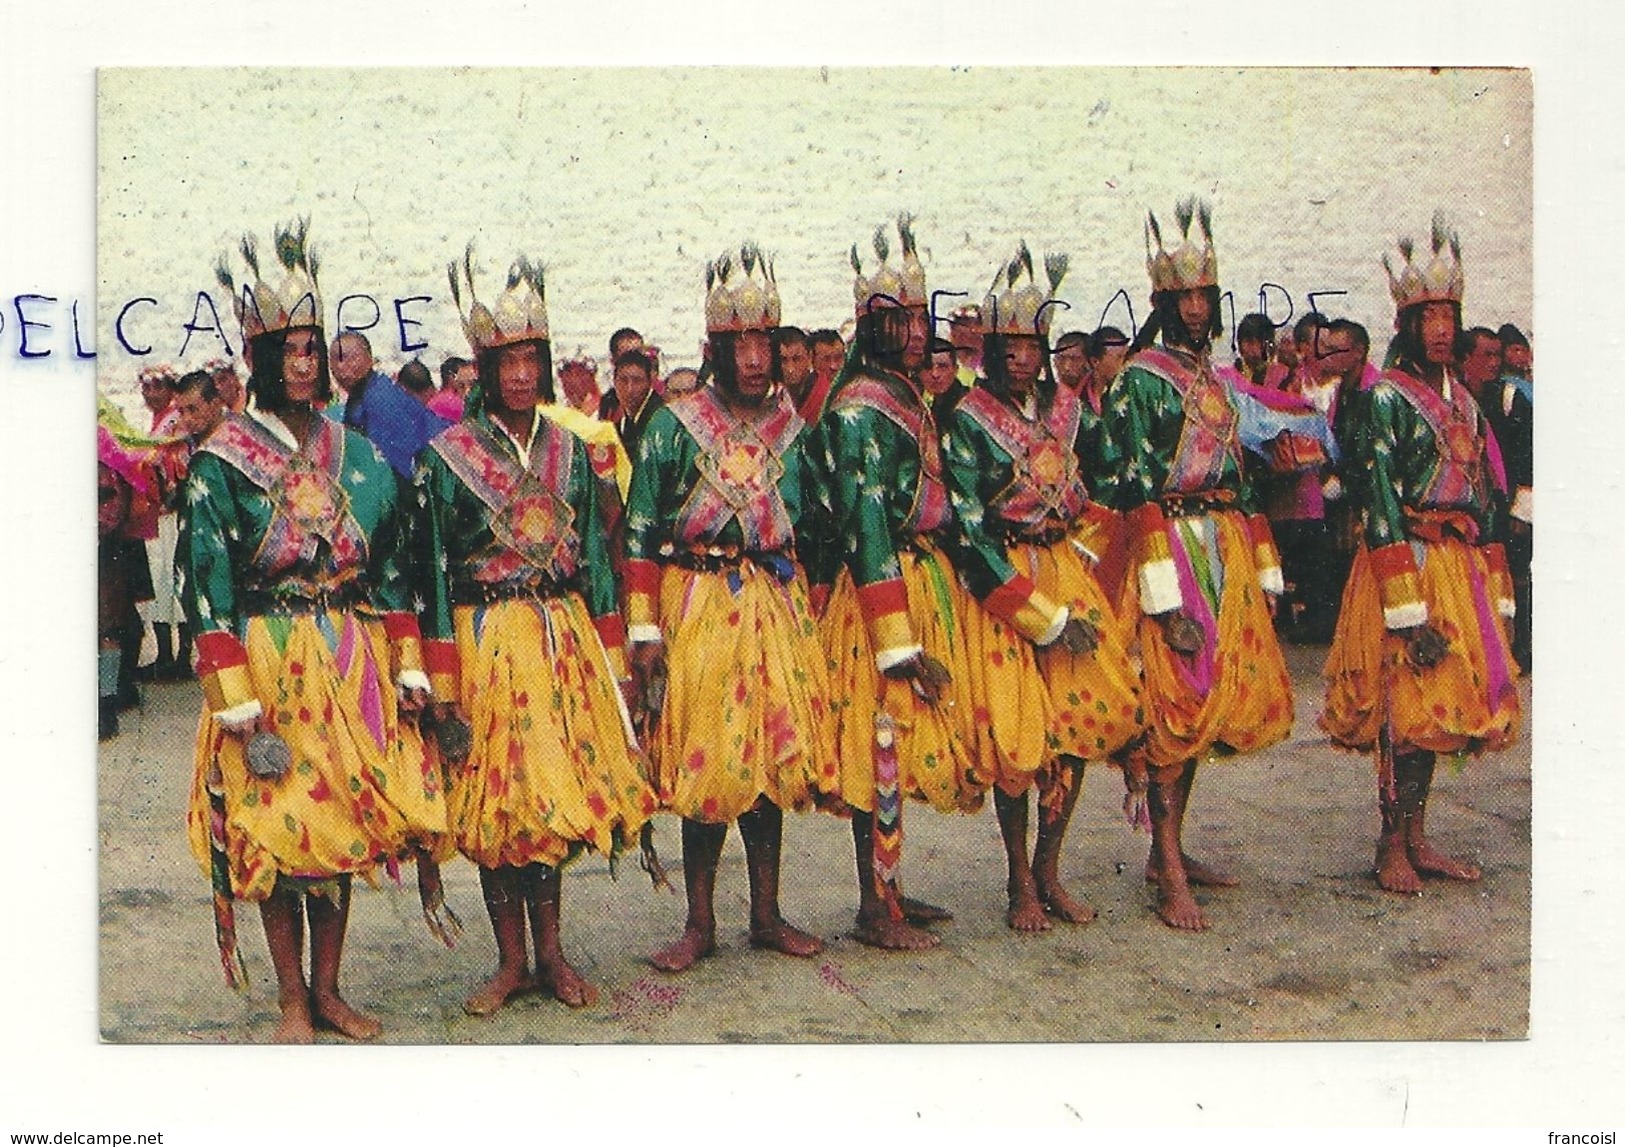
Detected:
[{"left": 97, "top": 645, "right": 1530, "bottom": 1045}]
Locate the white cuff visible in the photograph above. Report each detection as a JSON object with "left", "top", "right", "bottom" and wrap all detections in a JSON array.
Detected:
[
  {"left": 397, "top": 669, "right": 431, "bottom": 696},
  {"left": 1034, "top": 606, "right": 1070, "bottom": 647},
  {"left": 213, "top": 698, "right": 264, "bottom": 730},
  {"left": 1511, "top": 486, "right": 1532, "bottom": 524},
  {"left": 875, "top": 643, "right": 924, "bottom": 673},
  {"left": 628, "top": 623, "right": 664, "bottom": 645},
  {"left": 1383, "top": 602, "right": 1429, "bottom": 630},
  {"left": 1497, "top": 597, "right": 1517, "bottom": 620},
  {"left": 1138, "top": 559, "right": 1182, "bottom": 616},
  {"left": 1321, "top": 476, "right": 1343, "bottom": 501},
  {"left": 1258, "top": 564, "right": 1285, "bottom": 596}
]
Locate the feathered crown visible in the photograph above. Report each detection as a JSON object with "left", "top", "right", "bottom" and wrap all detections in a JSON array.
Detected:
[
  {"left": 704, "top": 244, "right": 781, "bottom": 334},
  {"left": 1146, "top": 196, "right": 1219, "bottom": 293},
  {"left": 851, "top": 214, "right": 928, "bottom": 315},
  {"left": 1384, "top": 212, "right": 1464, "bottom": 312},
  {"left": 984, "top": 243, "right": 1069, "bottom": 337},
  {"left": 446, "top": 243, "right": 550, "bottom": 354},
  {"left": 213, "top": 217, "right": 323, "bottom": 341}
]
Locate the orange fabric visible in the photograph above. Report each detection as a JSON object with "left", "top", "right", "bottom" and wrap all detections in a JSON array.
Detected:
[
  {"left": 651, "top": 562, "right": 838, "bottom": 823},
  {"left": 961, "top": 536, "right": 1145, "bottom": 794},
  {"left": 1321, "top": 540, "right": 1520, "bottom": 755},
  {"left": 1136, "top": 510, "right": 1294, "bottom": 767},
  {"left": 822, "top": 551, "right": 983, "bottom": 815}
]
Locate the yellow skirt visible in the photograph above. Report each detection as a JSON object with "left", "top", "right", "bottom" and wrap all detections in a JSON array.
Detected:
[
  {"left": 653, "top": 561, "right": 839, "bottom": 823},
  {"left": 186, "top": 610, "right": 448, "bottom": 902},
  {"left": 1137, "top": 511, "right": 1295, "bottom": 768},
  {"left": 822, "top": 548, "right": 984, "bottom": 815},
  {"left": 1026, "top": 536, "right": 1144, "bottom": 764},
  {"left": 1321, "top": 540, "right": 1520, "bottom": 756},
  {"left": 445, "top": 595, "right": 656, "bottom": 869}
]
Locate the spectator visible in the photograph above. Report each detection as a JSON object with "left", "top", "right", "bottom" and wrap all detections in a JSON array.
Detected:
[
  {"left": 328, "top": 330, "right": 449, "bottom": 479},
  {"left": 774, "top": 325, "right": 814, "bottom": 408},
  {"left": 917, "top": 335, "right": 964, "bottom": 414},
  {"left": 1235, "top": 312, "right": 1286, "bottom": 387},
  {"left": 556, "top": 352, "right": 602, "bottom": 417},
  {"left": 396, "top": 358, "right": 435, "bottom": 403},
  {"left": 605, "top": 348, "right": 664, "bottom": 457},
  {"left": 429, "top": 355, "right": 475, "bottom": 421},
  {"left": 1463, "top": 325, "right": 1533, "bottom": 671},
  {"left": 1051, "top": 330, "right": 1090, "bottom": 395},
  {"left": 949, "top": 303, "right": 984, "bottom": 387},
  {"left": 203, "top": 357, "right": 247, "bottom": 413},
  {"left": 663, "top": 366, "right": 702, "bottom": 398}
]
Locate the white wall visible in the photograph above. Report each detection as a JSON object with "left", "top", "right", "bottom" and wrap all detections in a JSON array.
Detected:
[{"left": 96, "top": 67, "right": 1531, "bottom": 409}]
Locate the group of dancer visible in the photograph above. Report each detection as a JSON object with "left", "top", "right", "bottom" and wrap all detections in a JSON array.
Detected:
[{"left": 158, "top": 200, "right": 1521, "bottom": 1041}]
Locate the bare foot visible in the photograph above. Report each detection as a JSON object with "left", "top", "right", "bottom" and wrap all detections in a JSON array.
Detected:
[
  {"left": 1409, "top": 842, "right": 1481, "bottom": 882},
  {"left": 750, "top": 918, "right": 825, "bottom": 958},
  {"left": 899, "top": 895, "right": 953, "bottom": 925},
  {"left": 1146, "top": 852, "right": 1239, "bottom": 888},
  {"left": 1153, "top": 872, "right": 1209, "bottom": 931},
  {"left": 310, "top": 991, "right": 383, "bottom": 1040},
  {"left": 1376, "top": 839, "right": 1424, "bottom": 895},
  {"left": 1007, "top": 891, "right": 1052, "bottom": 932},
  {"left": 852, "top": 911, "right": 941, "bottom": 951},
  {"left": 271, "top": 997, "right": 315, "bottom": 1045},
  {"left": 536, "top": 950, "right": 599, "bottom": 1008},
  {"left": 650, "top": 925, "right": 716, "bottom": 973},
  {"left": 1036, "top": 879, "right": 1097, "bottom": 925},
  {"left": 463, "top": 966, "right": 534, "bottom": 1016}
]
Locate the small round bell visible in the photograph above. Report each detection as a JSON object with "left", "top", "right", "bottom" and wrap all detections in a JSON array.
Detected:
[{"left": 245, "top": 730, "right": 293, "bottom": 780}]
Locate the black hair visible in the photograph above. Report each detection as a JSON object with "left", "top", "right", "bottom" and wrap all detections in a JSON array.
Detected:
[
  {"left": 439, "top": 355, "right": 470, "bottom": 386},
  {"left": 1237, "top": 312, "right": 1275, "bottom": 345},
  {"left": 247, "top": 326, "right": 332, "bottom": 411},
  {"left": 1087, "top": 325, "right": 1130, "bottom": 360},
  {"left": 1327, "top": 318, "right": 1369, "bottom": 358},
  {"left": 1454, "top": 325, "right": 1500, "bottom": 363},
  {"left": 853, "top": 298, "right": 920, "bottom": 373},
  {"left": 1293, "top": 311, "right": 1330, "bottom": 345},
  {"left": 981, "top": 331, "right": 1053, "bottom": 396},
  {"left": 608, "top": 327, "right": 643, "bottom": 361},
  {"left": 476, "top": 340, "right": 555, "bottom": 413},
  {"left": 1053, "top": 330, "right": 1089, "bottom": 353},
  {"left": 927, "top": 336, "right": 957, "bottom": 357},
  {"left": 1384, "top": 302, "right": 1461, "bottom": 374},
  {"left": 1137, "top": 287, "right": 1222, "bottom": 353},
  {"left": 773, "top": 326, "right": 809, "bottom": 350},
  {"left": 397, "top": 358, "right": 434, "bottom": 397},
  {"left": 173, "top": 368, "right": 220, "bottom": 403},
  {"left": 613, "top": 348, "right": 654, "bottom": 376},
  {"left": 808, "top": 329, "right": 845, "bottom": 352},
  {"left": 706, "top": 329, "right": 781, "bottom": 395},
  {"left": 1497, "top": 323, "right": 1529, "bottom": 350}
]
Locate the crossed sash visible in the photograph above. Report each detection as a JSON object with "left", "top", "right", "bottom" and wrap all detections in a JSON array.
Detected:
[
  {"left": 670, "top": 387, "right": 802, "bottom": 552},
  {"left": 1133, "top": 347, "right": 1244, "bottom": 496},
  {"left": 198, "top": 414, "right": 367, "bottom": 589},
  {"left": 430, "top": 416, "right": 580, "bottom": 583},
  {"left": 832, "top": 373, "right": 952, "bottom": 535},
  {"left": 955, "top": 385, "right": 1091, "bottom": 531}
]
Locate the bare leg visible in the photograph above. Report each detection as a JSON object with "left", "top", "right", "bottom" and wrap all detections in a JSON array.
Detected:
[
  {"left": 850, "top": 811, "right": 939, "bottom": 950},
  {"left": 1145, "top": 762, "right": 1238, "bottom": 887},
  {"left": 994, "top": 786, "right": 1048, "bottom": 932},
  {"left": 738, "top": 798, "right": 823, "bottom": 958},
  {"left": 258, "top": 883, "right": 313, "bottom": 1044},
  {"left": 306, "top": 876, "right": 381, "bottom": 1040},
  {"left": 650, "top": 818, "right": 725, "bottom": 973},
  {"left": 465, "top": 865, "right": 534, "bottom": 1015},
  {"left": 1148, "top": 760, "right": 1207, "bottom": 931},
  {"left": 1400, "top": 751, "right": 1481, "bottom": 882},
  {"left": 525, "top": 864, "right": 598, "bottom": 1007},
  {"left": 1034, "top": 758, "right": 1095, "bottom": 924}
]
